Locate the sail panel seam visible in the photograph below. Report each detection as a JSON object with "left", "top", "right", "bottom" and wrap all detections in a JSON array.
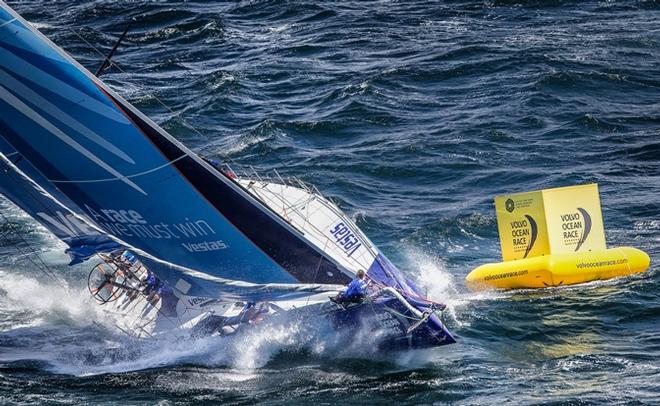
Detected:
[
  {"left": 0, "top": 17, "right": 17, "bottom": 30},
  {"left": 46, "top": 154, "right": 187, "bottom": 183}
]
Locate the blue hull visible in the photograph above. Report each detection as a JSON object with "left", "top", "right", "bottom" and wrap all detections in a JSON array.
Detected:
[{"left": 325, "top": 299, "right": 455, "bottom": 350}]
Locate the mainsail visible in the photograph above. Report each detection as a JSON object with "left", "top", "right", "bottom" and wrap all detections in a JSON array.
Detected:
[
  {"left": 0, "top": 1, "right": 455, "bottom": 348},
  {"left": 0, "top": 143, "right": 340, "bottom": 302},
  {"left": 0, "top": 1, "right": 433, "bottom": 304}
]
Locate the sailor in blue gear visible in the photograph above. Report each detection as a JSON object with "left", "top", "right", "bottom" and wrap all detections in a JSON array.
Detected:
[
  {"left": 142, "top": 268, "right": 164, "bottom": 306},
  {"left": 144, "top": 269, "right": 160, "bottom": 294},
  {"left": 136, "top": 266, "right": 180, "bottom": 317},
  {"left": 330, "top": 269, "right": 369, "bottom": 305},
  {"left": 141, "top": 268, "right": 169, "bottom": 310},
  {"left": 208, "top": 158, "right": 222, "bottom": 168},
  {"left": 156, "top": 282, "right": 178, "bottom": 317},
  {"left": 120, "top": 250, "right": 136, "bottom": 263}
]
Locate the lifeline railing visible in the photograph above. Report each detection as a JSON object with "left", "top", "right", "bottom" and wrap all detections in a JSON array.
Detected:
[{"left": 216, "top": 158, "right": 379, "bottom": 271}]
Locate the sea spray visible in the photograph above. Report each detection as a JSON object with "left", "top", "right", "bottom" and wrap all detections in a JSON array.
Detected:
[
  {"left": 0, "top": 269, "right": 111, "bottom": 328},
  {"left": 402, "top": 247, "right": 512, "bottom": 328},
  {"left": 401, "top": 248, "right": 465, "bottom": 326},
  {"left": 0, "top": 267, "right": 420, "bottom": 376}
]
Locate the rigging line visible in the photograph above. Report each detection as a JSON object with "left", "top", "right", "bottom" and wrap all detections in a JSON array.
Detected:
[
  {"left": 71, "top": 30, "right": 371, "bottom": 282},
  {"left": 0, "top": 168, "right": 78, "bottom": 286},
  {"left": 70, "top": 29, "right": 210, "bottom": 141},
  {"left": 73, "top": 26, "right": 299, "bottom": 183},
  {"left": 73, "top": 27, "right": 309, "bottom": 193},
  {"left": 0, "top": 209, "right": 68, "bottom": 289},
  {"left": 229, "top": 169, "right": 372, "bottom": 273},
  {"left": 0, "top": 213, "right": 47, "bottom": 273},
  {"left": 73, "top": 28, "right": 316, "bottom": 225},
  {"left": 7, "top": 234, "right": 52, "bottom": 277},
  {"left": 0, "top": 160, "right": 94, "bottom": 289},
  {"left": 46, "top": 154, "right": 188, "bottom": 184},
  {"left": 2, "top": 159, "right": 111, "bottom": 254},
  {"left": 14, "top": 236, "right": 63, "bottom": 287},
  {"left": 306, "top": 238, "right": 330, "bottom": 306}
]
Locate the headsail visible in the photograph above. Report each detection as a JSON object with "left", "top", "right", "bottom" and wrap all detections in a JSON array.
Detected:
[
  {"left": 0, "top": 3, "right": 350, "bottom": 286},
  {"left": 0, "top": 139, "right": 342, "bottom": 301},
  {"left": 0, "top": 147, "right": 342, "bottom": 301}
]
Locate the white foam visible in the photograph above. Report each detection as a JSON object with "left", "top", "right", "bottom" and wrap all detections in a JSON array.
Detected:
[
  {"left": 400, "top": 248, "right": 464, "bottom": 323},
  {"left": 401, "top": 247, "right": 511, "bottom": 327},
  {"left": 0, "top": 268, "right": 112, "bottom": 328},
  {"left": 0, "top": 248, "right": 496, "bottom": 377},
  {"left": 0, "top": 265, "right": 327, "bottom": 374}
]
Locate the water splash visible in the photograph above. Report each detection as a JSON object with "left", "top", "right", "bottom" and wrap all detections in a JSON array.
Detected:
[
  {"left": 401, "top": 247, "right": 510, "bottom": 328},
  {"left": 0, "top": 269, "right": 111, "bottom": 328},
  {"left": 0, "top": 265, "right": 432, "bottom": 376}
]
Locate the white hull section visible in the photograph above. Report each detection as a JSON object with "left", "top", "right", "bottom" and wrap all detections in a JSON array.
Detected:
[{"left": 237, "top": 177, "right": 379, "bottom": 277}]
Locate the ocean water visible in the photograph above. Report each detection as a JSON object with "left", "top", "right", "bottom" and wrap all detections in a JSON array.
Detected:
[{"left": 1, "top": 0, "right": 659, "bottom": 404}]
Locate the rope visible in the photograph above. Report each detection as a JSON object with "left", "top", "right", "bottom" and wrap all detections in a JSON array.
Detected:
[
  {"left": 0, "top": 160, "right": 88, "bottom": 290},
  {"left": 73, "top": 27, "right": 366, "bottom": 273},
  {"left": 0, "top": 209, "right": 68, "bottom": 289},
  {"left": 70, "top": 29, "right": 210, "bottom": 141},
  {"left": 72, "top": 27, "right": 381, "bottom": 284},
  {"left": 306, "top": 239, "right": 331, "bottom": 306},
  {"left": 65, "top": 28, "right": 449, "bottom": 333}
]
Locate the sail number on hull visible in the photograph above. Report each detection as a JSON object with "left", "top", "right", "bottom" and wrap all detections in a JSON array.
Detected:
[{"left": 328, "top": 222, "right": 363, "bottom": 258}]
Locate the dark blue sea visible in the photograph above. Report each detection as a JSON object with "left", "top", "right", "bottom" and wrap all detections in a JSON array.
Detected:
[{"left": 1, "top": 0, "right": 659, "bottom": 404}]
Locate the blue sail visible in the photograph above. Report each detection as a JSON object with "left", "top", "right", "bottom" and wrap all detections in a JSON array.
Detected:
[
  {"left": 135, "top": 254, "right": 341, "bottom": 302},
  {"left": 0, "top": 142, "right": 341, "bottom": 301},
  {"left": 0, "top": 4, "right": 353, "bottom": 291},
  {"left": 0, "top": 137, "right": 82, "bottom": 214},
  {"left": 0, "top": 3, "right": 456, "bottom": 346},
  {"left": 0, "top": 3, "right": 440, "bottom": 306}
]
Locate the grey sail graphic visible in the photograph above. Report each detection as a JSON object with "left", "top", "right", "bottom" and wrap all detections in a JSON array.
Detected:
[
  {"left": 575, "top": 207, "right": 592, "bottom": 251},
  {"left": 523, "top": 214, "right": 538, "bottom": 258}
]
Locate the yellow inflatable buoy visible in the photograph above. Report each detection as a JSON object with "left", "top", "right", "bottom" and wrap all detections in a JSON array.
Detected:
[{"left": 466, "top": 247, "right": 650, "bottom": 291}]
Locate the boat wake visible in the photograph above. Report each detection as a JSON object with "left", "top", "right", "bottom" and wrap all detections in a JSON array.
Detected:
[
  {"left": 0, "top": 266, "right": 443, "bottom": 376},
  {"left": 3, "top": 249, "right": 649, "bottom": 377}
]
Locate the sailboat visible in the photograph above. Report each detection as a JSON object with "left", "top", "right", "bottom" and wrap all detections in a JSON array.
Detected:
[{"left": 0, "top": 2, "right": 455, "bottom": 350}]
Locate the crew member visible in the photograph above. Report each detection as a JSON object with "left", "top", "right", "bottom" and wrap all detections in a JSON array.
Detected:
[
  {"left": 120, "top": 250, "right": 136, "bottom": 264},
  {"left": 143, "top": 268, "right": 162, "bottom": 305},
  {"left": 90, "top": 266, "right": 117, "bottom": 301},
  {"left": 330, "top": 269, "right": 369, "bottom": 305},
  {"left": 200, "top": 155, "right": 236, "bottom": 179}
]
